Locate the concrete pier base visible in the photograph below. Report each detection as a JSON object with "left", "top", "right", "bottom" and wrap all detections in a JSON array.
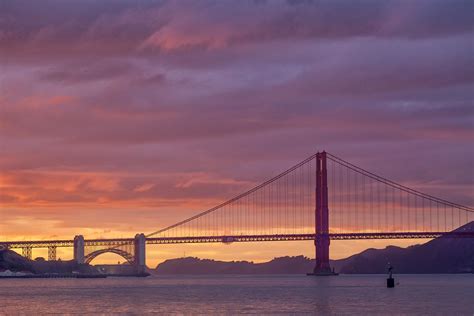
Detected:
[
  {"left": 95, "top": 264, "right": 150, "bottom": 277},
  {"left": 73, "top": 235, "right": 85, "bottom": 264},
  {"left": 307, "top": 267, "right": 338, "bottom": 276}
]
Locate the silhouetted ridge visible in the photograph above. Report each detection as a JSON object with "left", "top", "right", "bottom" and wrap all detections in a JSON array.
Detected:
[
  {"left": 155, "top": 256, "right": 314, "bottom": 274},
  {"left": 333, "top": 221, "right": 474, "bottom": 273}
]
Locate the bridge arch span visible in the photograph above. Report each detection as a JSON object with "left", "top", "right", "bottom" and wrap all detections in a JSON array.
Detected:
[{"left": 84, "top": 248, "right": 134, "bottom": 264}]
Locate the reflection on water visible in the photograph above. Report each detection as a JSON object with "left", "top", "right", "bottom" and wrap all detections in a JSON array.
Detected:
[{"left": 1, "top": 274, "right": 473, "bottom": 314}]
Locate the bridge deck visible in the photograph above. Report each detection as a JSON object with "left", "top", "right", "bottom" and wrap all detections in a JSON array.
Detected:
[{"left": 2, "top": 232, "right": 473, "bottom": 248}]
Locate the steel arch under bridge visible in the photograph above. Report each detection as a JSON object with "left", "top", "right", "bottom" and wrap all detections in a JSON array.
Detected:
[{"left": 84, "top": 248, "right": 135, "bottom": 264}]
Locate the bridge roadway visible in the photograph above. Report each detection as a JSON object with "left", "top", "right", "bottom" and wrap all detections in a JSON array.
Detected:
[{"left": 3, "top": 231, "right": 474, "bottom": 249}]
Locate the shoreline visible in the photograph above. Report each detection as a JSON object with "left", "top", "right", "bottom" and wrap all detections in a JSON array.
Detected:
[{"left": 0, "top": 273, "right": 106, "bottom": 279}]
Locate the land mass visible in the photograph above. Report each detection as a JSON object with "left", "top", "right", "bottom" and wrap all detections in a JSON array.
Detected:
[
  {"left": 0, "top": 248, "right": 99, "bottom": 276},
  {"left": 155, "top": 221, "right": 474, "bottom": 274}
]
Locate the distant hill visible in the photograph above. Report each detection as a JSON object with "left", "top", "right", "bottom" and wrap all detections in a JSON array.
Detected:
[
  {"left": 155, "top": 256, "right": 314, "bottom": 274},
  {"left": 154, "top": 221, "right": 474, "bottom": 274},
  {"left": 333, "top": 221, "right": 474, "bottom": 274}
]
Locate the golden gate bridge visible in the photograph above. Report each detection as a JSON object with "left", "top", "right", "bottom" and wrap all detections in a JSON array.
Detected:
[{"left": 2, "top": 151, "right": 473, "bottom": 275}]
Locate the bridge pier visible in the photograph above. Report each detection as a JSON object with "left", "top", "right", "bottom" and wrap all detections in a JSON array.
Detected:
[
  {"left": 74, "top": 235, "right": 85, "bottom": 264},
  {"left": 134, "top": 233, "right": 146, "bottom": 273},
  {"left": 310, "top": 151, "right": 337, "bottom": 276}
]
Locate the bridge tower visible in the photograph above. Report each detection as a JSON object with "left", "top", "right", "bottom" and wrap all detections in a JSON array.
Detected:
[
  {"left": 134, "top": 233, "right": 146, "bottom": 272},
  {"left": 311, "top": 151, "right": 336, "bottom": 276},
  {"left": 73, "top": 235, "right": 85, "bottom": 264}
]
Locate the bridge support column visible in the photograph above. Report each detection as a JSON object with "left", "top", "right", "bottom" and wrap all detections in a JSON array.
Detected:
[
  {"left": 22, "top": 246, "right": 32, "bottom": 260},
  {"left": 134, "top": 233, "right": 146, "bottom": 273},
  {"left": 48, "top": 246, "right": 57, "bottom": 261},
  {"left": 310, "top": 151, "right": 336, "bottom": 276},
  {"left": 74, "top": 235, "right": 85, "bottom": 264}
]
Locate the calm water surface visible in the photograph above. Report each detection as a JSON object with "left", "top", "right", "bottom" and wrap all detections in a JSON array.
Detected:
[{"left": 1, "top": 274, "right": 473, "bottom": 314}]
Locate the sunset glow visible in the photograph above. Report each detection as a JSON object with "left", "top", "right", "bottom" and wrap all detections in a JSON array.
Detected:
[{"left": 1, "top": 0, "right": 473, "bottom": 267}]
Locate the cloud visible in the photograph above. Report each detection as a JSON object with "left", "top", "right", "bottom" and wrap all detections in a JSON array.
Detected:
[
  {"left": 1, "top": 0, "right": 473, "bottom": 263},
  {"left": 1, "top": 0, "right": 473, "bottom": 61},
  {"left": 134, "top": 183, "right": 156, "bottom": 192},
  {"left": 39, "top": 60, "right": 137, "bottom": 83}
]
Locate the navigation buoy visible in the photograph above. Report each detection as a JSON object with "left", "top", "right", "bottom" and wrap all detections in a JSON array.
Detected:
[{"left": 387, "top": 263, "right": 395, "bottom": 288}]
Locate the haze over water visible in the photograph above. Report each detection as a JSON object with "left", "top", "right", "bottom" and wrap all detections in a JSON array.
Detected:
[{"left": 2, "top": 275, "right": 473, "bottom": 314}]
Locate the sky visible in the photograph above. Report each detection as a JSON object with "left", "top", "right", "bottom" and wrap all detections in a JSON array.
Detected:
[{"left": 0, "top": 0, "right": 473, "bottom": 266}]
